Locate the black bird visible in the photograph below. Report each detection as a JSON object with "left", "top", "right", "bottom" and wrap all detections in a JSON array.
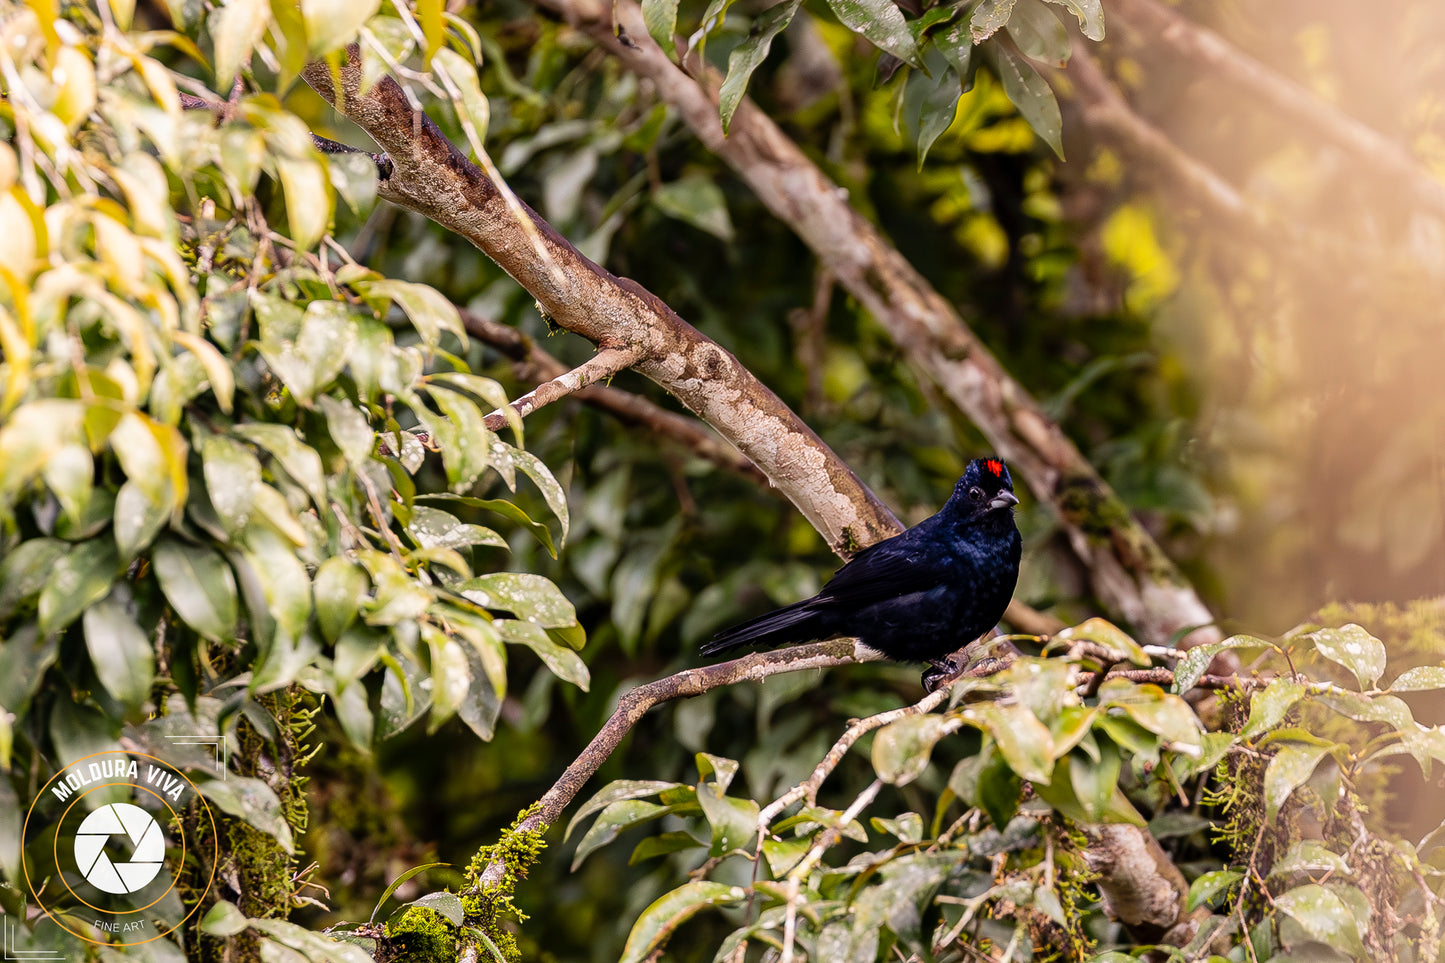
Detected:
[{"left": 703, "top": 457, "right": 1022, "bottom": 690}]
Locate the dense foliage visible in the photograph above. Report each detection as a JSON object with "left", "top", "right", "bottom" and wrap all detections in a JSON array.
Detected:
[{"left": 2, "top": 1, "right": 1443, "bottom": 962}]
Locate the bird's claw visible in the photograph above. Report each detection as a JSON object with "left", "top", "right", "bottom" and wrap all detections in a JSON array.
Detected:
[{"left": 921, "top": 657, "right": 959, "bottom": 693}]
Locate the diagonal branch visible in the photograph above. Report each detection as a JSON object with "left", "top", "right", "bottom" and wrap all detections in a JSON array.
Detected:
[
  {"left": 475, "top": 638, "right": 880, "bottom": 887},
  {"left": 300, "top": 49, "right": 903, "bottom": 557},
  {"left": 531, "top": 0, "right": 1218, "bottom": 650}
]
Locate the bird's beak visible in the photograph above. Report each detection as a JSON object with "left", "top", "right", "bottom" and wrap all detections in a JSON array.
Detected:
[{"left": 989, "top": 491, "right": 1019, "bottom": 510}]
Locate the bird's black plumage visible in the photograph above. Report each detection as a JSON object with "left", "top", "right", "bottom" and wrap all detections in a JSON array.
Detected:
[{"left": 703, "top": 458, "right": 1022, "bottom": 689}]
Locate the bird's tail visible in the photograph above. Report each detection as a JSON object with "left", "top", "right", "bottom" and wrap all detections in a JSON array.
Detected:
[{"left": 701, "top": 601, "right": 825, "bottom": 656}]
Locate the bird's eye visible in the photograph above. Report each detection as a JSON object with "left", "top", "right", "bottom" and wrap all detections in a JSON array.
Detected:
[{"left": 968, "top": 486, "right": 984, "bottom": 501}]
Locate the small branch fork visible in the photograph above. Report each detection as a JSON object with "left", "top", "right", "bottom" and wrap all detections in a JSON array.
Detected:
[{"left": 480, "top": 344, "right": 640, "bottom": 430}]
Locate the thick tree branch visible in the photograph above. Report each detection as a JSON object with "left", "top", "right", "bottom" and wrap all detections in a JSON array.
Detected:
[
  {"left": 300, "top": 50, "right": 902, "bottom": 557},
  {"left": 531, "top": 0, "right": 1219, "bottom": 651},
  {"left": 1108, "top": 0, "right": 1445, "bottom": 222}
]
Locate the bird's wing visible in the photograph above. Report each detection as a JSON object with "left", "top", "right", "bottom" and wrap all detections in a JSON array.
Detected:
[{"left": 811, "top": 536, "right": 947, "bottom": 609}]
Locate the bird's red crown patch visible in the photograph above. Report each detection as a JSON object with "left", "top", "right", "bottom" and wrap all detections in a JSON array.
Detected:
[{"left": 984, "top": 459, "right": 1004, "bottom": 478}]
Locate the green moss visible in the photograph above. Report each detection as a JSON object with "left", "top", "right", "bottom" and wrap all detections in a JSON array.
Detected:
[
  {"left": 460, "top": 805, "right": 548, "bottom": 963},
  {"left": 1055, "top": 473, "right": 1180, "bottom": 583},
  {"left": 384, "top": 907, "right": 457, "bottom": 963}
]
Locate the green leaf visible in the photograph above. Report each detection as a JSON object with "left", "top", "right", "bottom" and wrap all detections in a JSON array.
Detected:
[
  {"left": 641, "top": 0, "right": 680, "bottom": 57},
  {"left": 38, "top": 539, "right": 119, "bottom": 635},
  {"left": 300, "top": 0, "right": 381, "bottom": 55},
  {"left": 496, "top": 619, "right": 589, "bottom": 690},
  {"left": 652, "top": 175, "right": 737, "bottom": 242},
  {"left": 0, "top": 538, "right": 69, "bottom": 621},
  {"left": 970, "top": 0, "right": 1016, "bottom": 42},
  {"left": 1318, "top": 691, "right": 1414, "bottom": 732},
  {"left": 313, "top": 557, "right": 370, "bottom": 644},
  {"left": 1006, "top": 0, "right": 1069, "bottom": 66},
  {"left": 83, "top": 591, "right": 155, "bottom": 709},
  {"left": 697, "top": 786, "right": 758, "bottom": 856},
  {"left": 695, "top": 752, "right": 739, "bottom": 794},
  {"left": 618, "top": 881, "right": 748, "bottom": 963},
  {"left": 1268, "top": 841, "right": 1349, "bottom": 882},
  {"left": 276, "top": 156, "right": 331, "bottom": 252},
  {"left": 1068, "top": 740, "right": 1119, "bottom": 820},
  {"left": 248, "top": 917, "right": 378, "bottom": 963},
  {"left": 421, "top": 625, "right": 471, "bottom": 732},
  {"left": 233, "top": 423, "right": 328, "bottom": 509},
  {"left": 572, "top": 799, "right": 673, "bottom": 870},
  {"left": 258, "top": 300, "right": 356, "bottom": 405},
  {"left": 1100, "top": 682, "right": 1202, "bottom": 748},
  {"left": 760, "top": 835, "right": 811, "bottom": 876},
  {"left": 211, "top": 0, "right": 271, "bottom": 87},
  {"left": 1172, "top": 635, "right": 1270, "bottom": 694},
  {"left": 1308, "top": 624, "right": 1387, "bottom": 690},
  {"left": 333, "top": 677, "right": 374, "bottom": 749},
  {"left": 1185, "top": 870, "right": 1242, "bottom": 912},
  {"left": 356, "top": 278, "right": 467, "bottom": 350},
  {"left": 1033, "top": 763, "right": 1145, "bottom": 826},
  {"left": 716, "top": 0, "right": 801, "bottom": 135},
  {"left": 407, "top": 507, "right": 506, "bottom": 554},
  {"left": 824, "top": 0, "right": 920, "bottom": 66},
  {"left": 202, "top": 434, "right": 262, "bottom": 536},
  {"left": 1040, "top": 0, "right": 1104, "bottom": 41},
  {"left": 631, "top": 831, "right": 703, "bottom": 866},
  {"left": 1389, "top": 666, "right": 1445, "bottom": 692},
  {"left": 317, "top": 395, "right": 374, "bottom": 467},
  {"left": 201, "top": 901, "right": 251, "bottom": 937},
  {"left": 1264, "top": 742, "right": 1330, "bottom": 820},
  {"left": 973, "top": 702, "right": 1055, "bottom": 784},
  {"left": 1054, "top": 617, "right": 1151, "bottom": 667},
  {"left": 417, "top": 390, "right": 493, "bottom": 492},
  {"left": 152, "top": 539, "right": 238, "bottom": 641},
  {"left": 1240, "top": 677, "right": 1306, "bottom": 739},
  {"left": 992, "top": 43, "right": 1063, "bottom": 158},
  {"left": 402, "top": 892, "right": 464, "bottom": 927},
  {"left": 241, "top": 527, "right": 311, "bottom": 641},
  {"left": 113, "top": 479, "right": 171, "bottom": 562},
  {"left": 567, "top": 780, "right": 684, "bottom": 841},
  {"left": 199, "top": 776, "right": 295, "bottom": 854},
  {"left": 934, "top": 18, "right": 974, "bottom": 77},
  {"left": 872, "top": 714, "right": 950, "bottom": 786},
  {"left": 976, "top": 750, "right": 1022, "bottom": 828},
  {"left": 419, "top": 494, "right": 558, "bottom": 557},
  {"left": 433, "top": 46, "right": 491, "bottom": 145},
  {"left": 428, "top": 372, "right": 521, "bottom": 443},
  {"left": 459, "top": 573, "right": 576, "bottom": 628},
  {"left": 369, "top": 863, "right": 449, "bottom": 923},
  {"left": 1274, "top": 884, "right": 1366, "bottom": 958}
]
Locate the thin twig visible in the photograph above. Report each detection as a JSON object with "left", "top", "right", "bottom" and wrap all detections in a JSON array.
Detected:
[{"left": 481, "top": 345, "right": 640, "bottom": 430}]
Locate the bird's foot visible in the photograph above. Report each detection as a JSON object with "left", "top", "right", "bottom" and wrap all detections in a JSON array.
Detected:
[{"left": 921, "top": 657, "right": 960, "bottom": 693}]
